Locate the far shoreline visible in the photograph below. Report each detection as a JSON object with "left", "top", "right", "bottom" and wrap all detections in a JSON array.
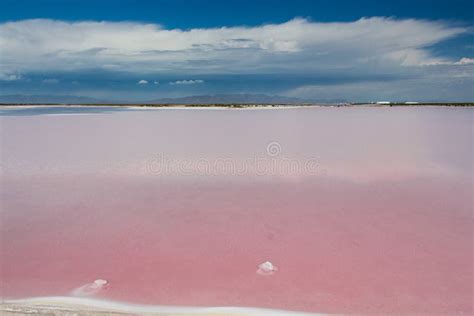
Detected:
[{"left": 0, "top": 102, "right": 473, "bottom": 109}]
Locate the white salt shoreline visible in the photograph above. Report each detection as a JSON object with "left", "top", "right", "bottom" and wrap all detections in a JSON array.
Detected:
[
  {"left": 1, "top": 297, "right": 326, "bottom": 316},
  {"left": 0, "top": 104, "right": 330, "bottom": 110}
]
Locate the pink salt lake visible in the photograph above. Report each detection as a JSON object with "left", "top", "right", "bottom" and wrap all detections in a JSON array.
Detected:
[{"left": 1, "top": 106, "right": 472, "bottom": 314}]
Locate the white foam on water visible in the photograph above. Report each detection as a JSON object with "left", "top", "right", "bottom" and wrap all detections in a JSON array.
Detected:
[{"left": 2, "top": 296, "right": 326, "bottom": 315}]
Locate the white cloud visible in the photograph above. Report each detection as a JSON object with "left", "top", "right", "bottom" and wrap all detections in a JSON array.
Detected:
[
  {"left": 169, "top": 79, "right": 204, "bottom": 85},
  {"left": 137, "top": 79, "right": 148, "bottom": 84},
  {"left": 0, "top": 73, "right": 22, "bottom": 81},
  {"left": 153, "top": 81, "right": 160, "bottom": 85},
  {"left": 0, "top": 17, "right": 467, "bottom": 76},
  {"left": 454, "top": 57, "right": 474, "bottom": 65}
]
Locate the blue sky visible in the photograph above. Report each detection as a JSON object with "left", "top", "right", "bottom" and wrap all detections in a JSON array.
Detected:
[{"left": 1, "top": 0, "right": 473, "bottom": 102}]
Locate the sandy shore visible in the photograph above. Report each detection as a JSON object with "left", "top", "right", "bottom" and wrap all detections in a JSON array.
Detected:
[{"left": 1, "top": 297, "right": 323, "bottom": 316}]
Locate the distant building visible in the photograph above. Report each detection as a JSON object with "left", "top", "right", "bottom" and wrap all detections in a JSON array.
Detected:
[
  {"left": 404, "top": 102, "right": 419, "bottom": 104},
  {"left": 376, "top": 101, "right": 391, "bottom": 104}
]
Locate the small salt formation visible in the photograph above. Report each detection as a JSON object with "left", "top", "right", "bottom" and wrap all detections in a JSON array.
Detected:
[
  {"left": 92, "top": 279, "right": 108, "bottom": 287},
  {"left": 72, "top": 279, "right": 109, "bottom": 296},
  {"left": 257, "top": 261, "right": 278, "bottom": 275}
]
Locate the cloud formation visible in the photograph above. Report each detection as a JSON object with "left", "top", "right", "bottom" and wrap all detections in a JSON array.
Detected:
[
  {"left": 0, "top": 17, "right": 472, "bottom": 101},
  {"left": 454, "top": 57, "right": 474, "bottom": 65},
  {"left": 0, "top": 17, "right": 470, "bottom": 79},
  {"left": 0, "top": 73, "right": 22, "bottom": 81},
  {"left": 169, "top": 79, "right": 204, "bottom": 85}
]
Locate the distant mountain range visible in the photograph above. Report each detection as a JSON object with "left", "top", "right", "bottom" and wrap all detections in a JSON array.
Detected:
[
  {"left": 146, "top": 94, "right": 311, "bottom": 104},
  {"left": 0, "top": 94, "right": 348, "bottom": 105}
]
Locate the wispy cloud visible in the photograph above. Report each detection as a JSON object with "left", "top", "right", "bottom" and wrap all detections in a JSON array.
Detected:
[
  {"left": 169, "top": 79, "right": 204, "bottom": 85},
  {"left": 137, "top": 79, "right": 148, "bottom": 84}
]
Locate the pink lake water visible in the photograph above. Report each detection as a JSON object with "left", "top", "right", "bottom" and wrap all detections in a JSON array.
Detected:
[{"left": 0, "top": 106, "right": 472, "bottom": 314}]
